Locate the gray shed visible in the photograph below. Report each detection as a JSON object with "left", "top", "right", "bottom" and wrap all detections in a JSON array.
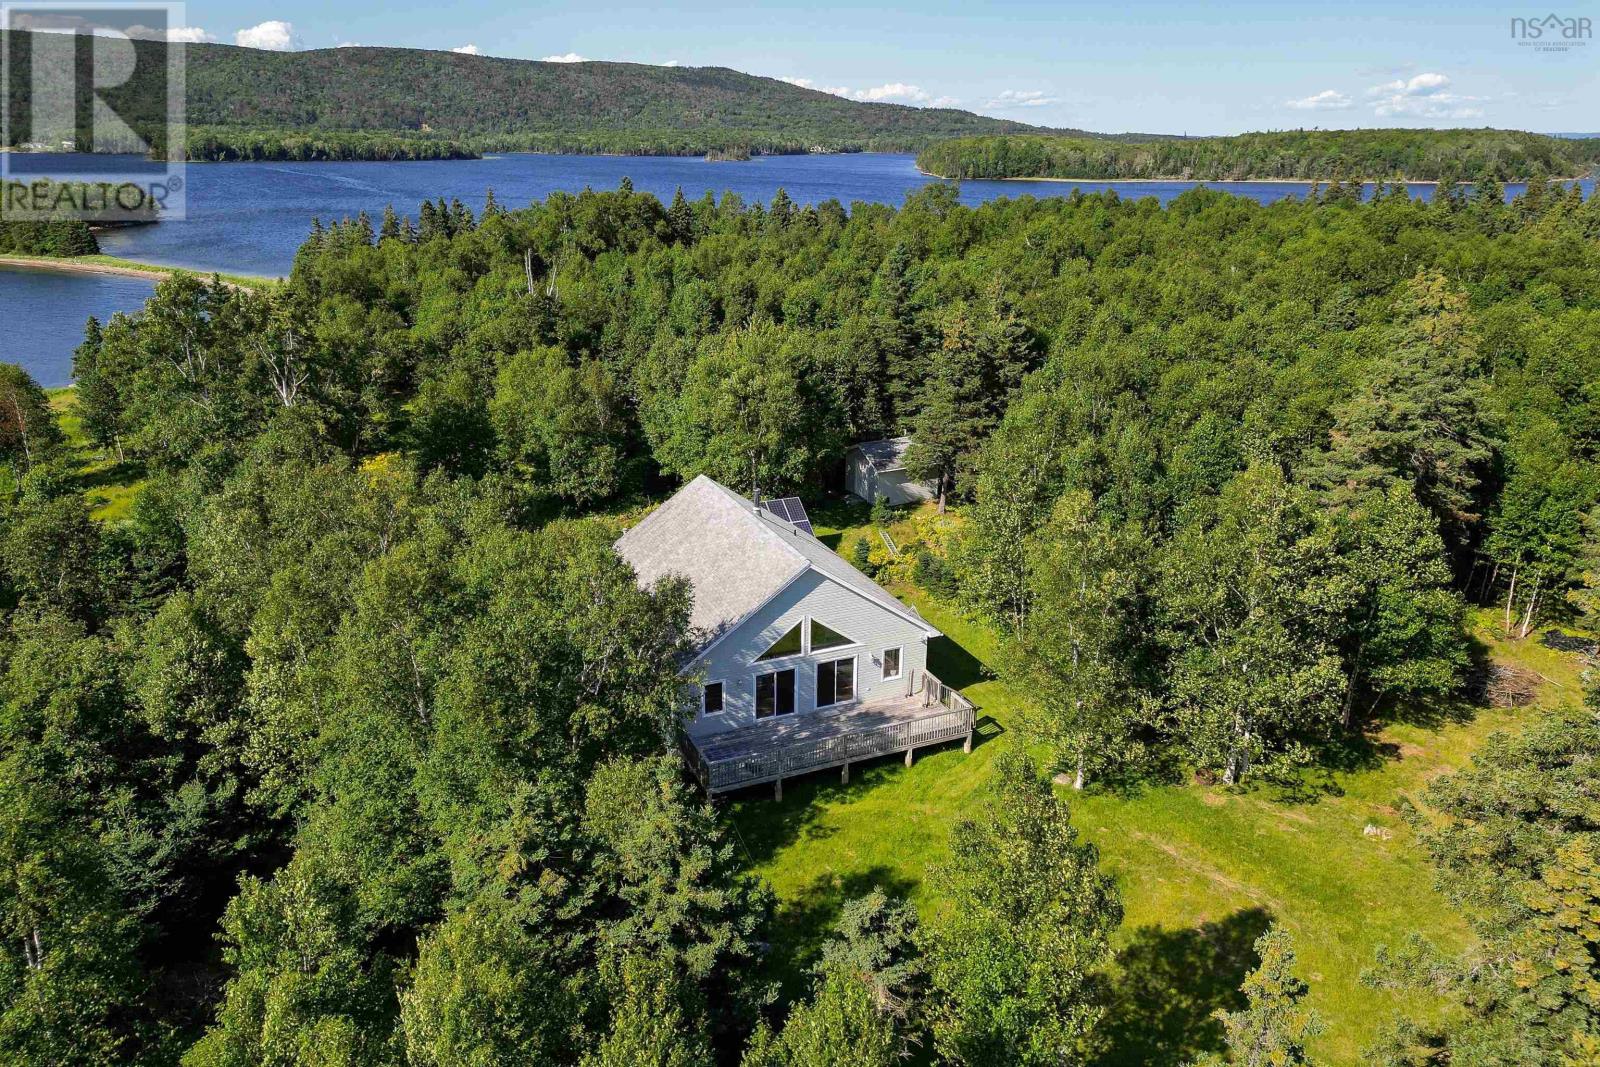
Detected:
[{"left": 845, "top": 437, "right": 936, "bottom": 506}]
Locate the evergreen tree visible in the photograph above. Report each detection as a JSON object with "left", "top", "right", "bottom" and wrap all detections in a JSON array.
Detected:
[
  {"left": 1203, "top": 926, "right": 1324, "bottom": 1067},
  {"left": 873, "top": 244, "right": 920, "bottom": 424},
  {"left": 668, "top": 186, "right": 694, "bottom": 243},
  {"left": 1310, "top": 271, "right": 1495, "bottom": 554},
  {"left": 378, "top": 204, "right": 400, "bottom": 243},
  {"left": 768, "top": 187, "right": 796, "bottom": 230},
  {"left": 1365, "top": 702, "right": 1600, "bottom": 1066},
  {"left": 904, "top": 311, "right": 993, "bottom": 512},
  {"left": 417, "top": 199, "right": 441, "bottom": 240}
]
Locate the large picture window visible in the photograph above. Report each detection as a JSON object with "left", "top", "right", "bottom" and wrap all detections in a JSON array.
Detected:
[{"left": 816, "top": 656, "right": 856, "bottom": 708}]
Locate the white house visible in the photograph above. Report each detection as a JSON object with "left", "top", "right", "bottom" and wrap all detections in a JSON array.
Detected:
[
  {"left": 844, "top": 437, "right": 937, "bottom": 506},
  {"left": 615, "top": 475, "right": 974, "bottom": 797}
]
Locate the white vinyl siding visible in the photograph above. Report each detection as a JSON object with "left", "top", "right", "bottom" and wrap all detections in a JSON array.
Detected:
[{"left": 686, "top": 568, "right": 930, "bottom": 738}]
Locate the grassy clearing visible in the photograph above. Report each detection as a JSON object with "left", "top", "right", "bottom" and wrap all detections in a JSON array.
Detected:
[
  {"left": 727, "top": 502, "right": 1589, "bottom": 1065},
  {"left": 47, "top": 387, "right": 144, "bottom": 521}
]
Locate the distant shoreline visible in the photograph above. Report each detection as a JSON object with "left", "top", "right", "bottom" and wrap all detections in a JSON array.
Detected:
[
  {"left": 0, "top": 253, "right": 277, "bottom": 289},
  {"left": 916, "top": 168, "right": 1592, "bottom": 185}
]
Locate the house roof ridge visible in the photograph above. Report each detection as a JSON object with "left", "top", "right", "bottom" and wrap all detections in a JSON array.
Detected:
[{"left": 691, "top": 474, "right": 811, "bottom": 568}]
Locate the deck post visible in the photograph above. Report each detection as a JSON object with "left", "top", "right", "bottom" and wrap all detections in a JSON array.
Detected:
[
  {"left": 841, "top": 762, "right": 850, "bottom": 785},
  {"left": 963, "top": 730, "right": 973, "bottom": 754},
  {"left": 904, "top": 747, "right": 914, "bottom": 768},
  {"left": 774, "top": 777, "right": 783, "bottom": 802}
]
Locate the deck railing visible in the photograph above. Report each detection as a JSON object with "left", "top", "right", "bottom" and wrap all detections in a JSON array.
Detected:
[{"left": 696, "top": 669, "right": 975, "bottom": 795}]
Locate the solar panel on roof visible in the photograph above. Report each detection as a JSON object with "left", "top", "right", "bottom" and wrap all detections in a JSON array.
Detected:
[{"left": 762, "top": 496, "right": 814, "bottom": 536}]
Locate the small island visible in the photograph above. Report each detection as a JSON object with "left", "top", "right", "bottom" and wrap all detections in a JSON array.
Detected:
[{"left": 704, "top": 146, "right": 754, "bottom": 162}]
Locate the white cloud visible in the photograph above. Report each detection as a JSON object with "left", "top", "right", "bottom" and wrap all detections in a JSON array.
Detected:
[
  {"left": 983, "top": 89, "right": 1058, "bottom": 109},
  {"left": 450, "top": 44, "right": 480, "bottom": 55},
  {"left": 7, "top": 14, "right": 213, "bottom": 41},
  {"left": 540, "top": 51, "right": 588, "bottom": 63},
  {"left": 780, "top": 77, "right": 954, "bottom": 105},
  {"left": 779, "top": 76, "right": 851, "bottom": 95},
  {"left": 234, "top": 20, "right": 296, "bottom": 51},
  {"left": 1366, "top": 72, "right": 1483, "bottom": 119},
  {"left": 854, "top": 82, "right": 932, "bottom": 103},
  {"left": 163, "top": 25, "right": 216, "bottom": 43},
  {"left": 661, "top": 59, "right": 682, "bottom": 66},
  {"left": 1286, "top": 89, "right": 1353, "bottom": 111}
]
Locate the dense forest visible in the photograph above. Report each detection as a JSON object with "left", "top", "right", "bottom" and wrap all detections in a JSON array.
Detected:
[
  {"left": 1, "top": 30, "right": 1066, "bottom": 157},
  {"left": 2, "top": 174, "right": 1598, "bottom": 1065},
  {"left": 176, "top": 128, "right": 480, "bottom": 163},
  {"left": 917, "top": 129, "right": 1600, "bottom": 181}
]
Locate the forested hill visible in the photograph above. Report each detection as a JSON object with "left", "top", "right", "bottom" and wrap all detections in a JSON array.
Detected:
[
  {"left": 917, "top": 128, "right": 1600, "bottom": 181},
  {"left": 1, "top": 30, "right": 1075, "bottom": 155}
]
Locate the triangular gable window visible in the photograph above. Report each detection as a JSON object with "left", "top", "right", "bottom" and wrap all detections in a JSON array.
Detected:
[
  {"left": 756, "top": 622, "right": 804, "bottom": 661},
  {"left": 809, "top": 619, "right": 856, "bottom": 651}
]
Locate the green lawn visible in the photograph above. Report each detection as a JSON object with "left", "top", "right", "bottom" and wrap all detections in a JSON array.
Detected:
[
  {"left": 47, "top": 387, "right": 145, "bottom": 521},
  {"left": 727, "top": 503, "right": 1589, "bottom": 1065}
]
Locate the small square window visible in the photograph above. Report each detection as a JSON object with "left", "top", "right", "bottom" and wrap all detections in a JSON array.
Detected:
[
  {"left": 703, "top": 682, "right": 724, "bottom": 716},
  {"left": 882, "top": 647, "right": 902, "bottom": 681}
]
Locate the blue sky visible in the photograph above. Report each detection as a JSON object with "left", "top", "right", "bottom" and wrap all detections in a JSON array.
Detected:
[{"left": 172, "top": 0, "right": 1597, "bottom": 134}]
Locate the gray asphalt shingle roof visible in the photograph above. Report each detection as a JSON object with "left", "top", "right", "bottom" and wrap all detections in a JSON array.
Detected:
[
  {"left": 848, "top": 436, "right": 913, "bottom": 473},
  {"left": 614, "top": 475, "right": 938, "bottom": 656}
]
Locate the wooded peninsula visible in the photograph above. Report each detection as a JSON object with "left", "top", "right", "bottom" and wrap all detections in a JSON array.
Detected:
[{"left": 916, "top": 129, "right": 1600, "bottom": 182}]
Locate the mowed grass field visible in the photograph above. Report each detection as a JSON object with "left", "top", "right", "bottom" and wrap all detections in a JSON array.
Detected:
[{"left": 727, "top": 504, "right": 1592, "bottom": 1065}]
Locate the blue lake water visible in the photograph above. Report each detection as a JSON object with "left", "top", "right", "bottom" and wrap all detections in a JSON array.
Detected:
[
  {"left": 3, "top": 151, "right": 1594, "bottom": 386},
  {"left": 0, "top": 262, "right": 155, "bottom": 387}
]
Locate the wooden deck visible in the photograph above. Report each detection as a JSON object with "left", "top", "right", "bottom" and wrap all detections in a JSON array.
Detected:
[{"left": 687, "top": 670, "right": 976, "bottom": 797}]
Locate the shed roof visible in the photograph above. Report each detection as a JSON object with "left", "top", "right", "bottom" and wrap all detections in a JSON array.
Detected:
[
  {"left": 614, "top": 475, "right": 938, "bottom": 657},
  {"left": 848, "top": 436, "right": 913, "bottom": 473}
]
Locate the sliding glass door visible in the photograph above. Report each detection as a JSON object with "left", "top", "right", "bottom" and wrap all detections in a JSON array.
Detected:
[{"left": 755, "top": 668, "right": 796, "bottom": 718}]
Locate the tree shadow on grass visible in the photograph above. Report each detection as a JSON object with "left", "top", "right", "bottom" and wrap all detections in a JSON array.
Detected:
[
  {"left": 74, "top": 456, "right": 145, "bottom": 494},
  {"left": 808, "top": 494, "right": 872, "bottom": 552},
  {"left": 1097, "top": 907, "right": 1272, "bottom": 1066},
  {"left": 1385, "top": 631, "right": 1491, "bottom": 731},
  {"left": 726, "top": 753, "right": 933, "bottom": 868},
  {"left": 762, "top": 864, "right": 921, "bottom": 1008}
]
